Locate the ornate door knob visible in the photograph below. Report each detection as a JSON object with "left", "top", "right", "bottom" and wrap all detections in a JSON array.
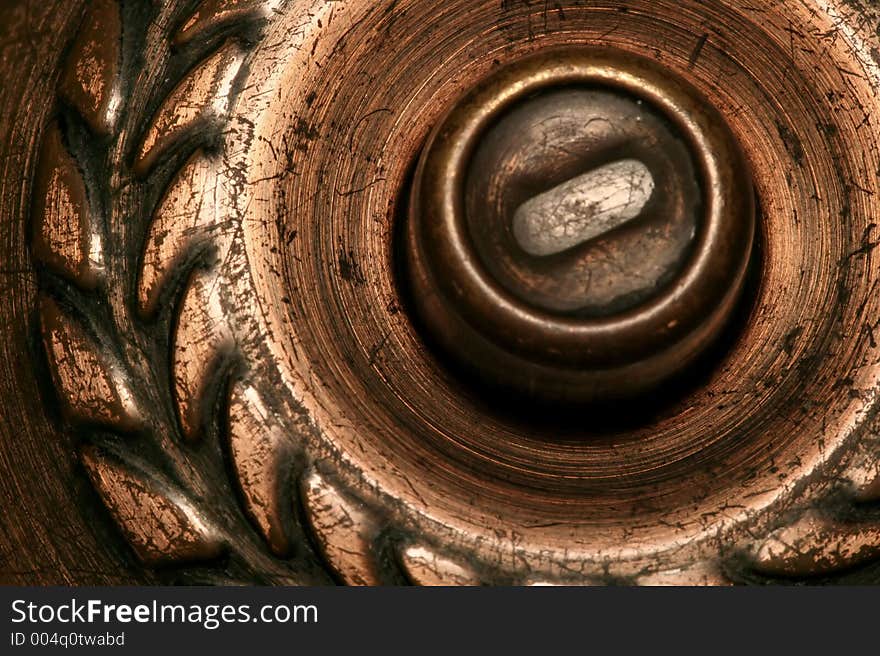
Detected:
[{"left": 5, "top": 0, "right": 880, "bottom": 585}]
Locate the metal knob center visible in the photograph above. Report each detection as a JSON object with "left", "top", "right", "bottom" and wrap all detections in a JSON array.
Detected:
[
  {"left": 465, "top": 87, "right": 702, "bottom": 318},
  {"left": 404, "top": 49, "right": 755, "bottom": 403}
]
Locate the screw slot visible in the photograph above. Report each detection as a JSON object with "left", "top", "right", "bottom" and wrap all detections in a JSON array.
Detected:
[{"left": 511, "top": 157, "right": 656, "bottom": 258}]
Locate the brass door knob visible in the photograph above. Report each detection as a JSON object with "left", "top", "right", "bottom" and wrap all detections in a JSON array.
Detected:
[
  {"left": 406, "top": 49, "right": 755, "bottom": 402},
  {"left": 4, "top": 0, "right": 880, "bottom": 586}
]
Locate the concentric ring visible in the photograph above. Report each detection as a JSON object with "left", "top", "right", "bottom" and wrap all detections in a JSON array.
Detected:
[
  {"left": 231, "top": 0, "right": 880, "bottom": 580},
  {"left": 406, "top": 48, "right": 755, "bottom": 400}
]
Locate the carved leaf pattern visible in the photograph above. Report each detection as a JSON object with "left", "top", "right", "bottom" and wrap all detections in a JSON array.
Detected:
[
  {"left": 81, "top": 448, "right": 224, "bottom": 566},
  {"left": 173, "top": 267, "right": 236, "bottom": 442},
  {"left": 134, "top": 41, "right": 245, "bottom": 176},
  {"left": 843, "top": 431, "right": 880, "bottom": 503},
  {"left": 40, "top": 296, "right": 141, "bottom": 431},
  {"left": 752, "top": 510, "right": 880, "bottom": 577},
  {"left": 32, "top": 1, "right": 254, "bottom": 572},
  {"left": 400, "top": 545, "right": 481, "bottom": 586},
  {"left": 137, "top": 150, "right": 236, "bottom": 317},
  {"left": 175, "top": 0, "right": 283, "bottom": 45},
  {"left": 227, "top": 381, "right": 293, "bottom": 556},
  {"left": 31, "top": 123, "right": 103, "bottom": 289},
  {"left": 636, "top": 562, "right": 731, "bottom": 587},
  {"left": 58, "top": 0, "right": 122, "bottom": 135},
  {"left": 302, "top": 470, "right": 382, "bottom": 585}
]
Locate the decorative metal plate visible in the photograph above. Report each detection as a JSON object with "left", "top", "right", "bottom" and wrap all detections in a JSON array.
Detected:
[{"left": 5, "top": 0, "right": 880, "bottom": 585}]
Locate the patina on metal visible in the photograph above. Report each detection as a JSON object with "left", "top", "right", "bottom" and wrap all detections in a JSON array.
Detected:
[
  {"left": 3, "top": 0, "right": 880, "bottom": 587},
  {"left": 405, "top": 49, "right": 755, "bottom": 402}
]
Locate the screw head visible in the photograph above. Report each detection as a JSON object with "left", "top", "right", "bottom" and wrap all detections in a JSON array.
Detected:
[{"left": 405, "top": 49, "right": 755, "bottom": 402}]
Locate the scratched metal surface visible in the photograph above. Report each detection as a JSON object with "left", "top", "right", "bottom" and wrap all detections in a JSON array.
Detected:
[
  {"left": 3, "top": 0, "right": 880, "bottom": 585},
  {"left": 0, "top": 0, "right": 153, "bottom": 585}
]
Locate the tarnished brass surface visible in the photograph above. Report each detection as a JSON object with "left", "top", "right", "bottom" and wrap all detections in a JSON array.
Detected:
[
  {"left": 3, "top": 0, "right": 880, "bottom": 585},
  {"left": 406, "top": 49, "right": 755, "bottom": 402}
]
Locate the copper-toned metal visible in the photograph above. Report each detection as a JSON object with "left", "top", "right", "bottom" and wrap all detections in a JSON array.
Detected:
[
  {"left": 406, "top": 49, "right": 755, "bottom": 401},
  {"left": 5, "top": 0, "right": 880, "bottom": 586}
]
